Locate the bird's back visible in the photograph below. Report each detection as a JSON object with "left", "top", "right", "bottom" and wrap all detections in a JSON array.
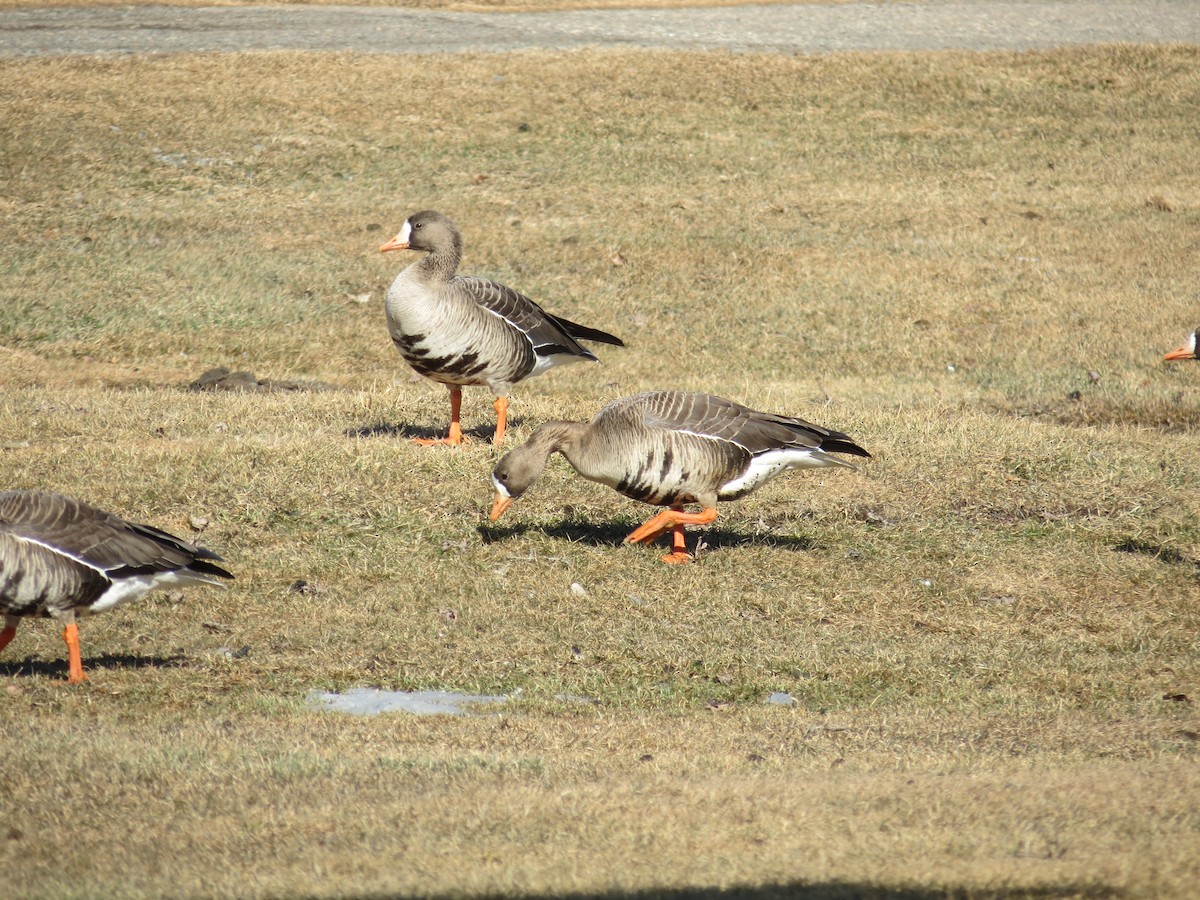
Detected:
[{"left": 0, "top": 491, "right": 232, "bottom": 619}]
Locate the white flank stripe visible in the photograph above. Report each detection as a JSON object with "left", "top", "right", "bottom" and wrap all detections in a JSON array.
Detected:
[
  {"left": 12, "top": 533, "right": 108, "bottom": 575},
  {"left": 481, "top": 304, "right": 523, "bottom": 335}
]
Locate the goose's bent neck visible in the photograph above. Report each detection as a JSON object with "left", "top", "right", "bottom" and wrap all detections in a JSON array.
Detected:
[
  {"left": 527, "top": 421, "right": 590, "bottom": 463},
  {"left": 411, "top": 234, "right": 463, "bottom": 285}
]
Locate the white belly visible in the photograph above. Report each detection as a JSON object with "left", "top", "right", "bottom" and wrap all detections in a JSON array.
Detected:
[
  {"left": 719, "top": 447, "right": 849, "bottom": 499},
  {"left": 85, "top": 570, "right": 199, "bottom": 615}
]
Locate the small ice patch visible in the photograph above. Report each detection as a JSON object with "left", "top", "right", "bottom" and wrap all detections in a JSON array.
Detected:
[{"left": 307, "top": 687, "right": 508, "bottom": 717}]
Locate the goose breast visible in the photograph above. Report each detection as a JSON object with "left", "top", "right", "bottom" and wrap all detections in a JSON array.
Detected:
[{"left": 385, "top": 271, "right": 536, "bottom": 390}]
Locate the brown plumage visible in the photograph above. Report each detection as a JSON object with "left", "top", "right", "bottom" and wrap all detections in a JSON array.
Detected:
[
  {"left": 0, "top": 491, "right": 233, "bottom": 684},
  {"left": 380, "top": 210, "right": 623, "bottom": 446},
  {"left": 489, "top": 391, "right": 869, "bottom": 563}
]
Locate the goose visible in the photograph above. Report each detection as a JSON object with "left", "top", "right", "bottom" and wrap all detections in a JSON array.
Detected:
[
  {"left": 379, "top": 210, "right": 624, "bottom": 446},
  {"left": 1164, "top": 329, "right": 1198, "bottom": 361},
  {"left": 489, "top": 391, "right": 870, "bottom": 563},
  {"left": 0, "top": 491, "right": 233, "bottom": 684}
]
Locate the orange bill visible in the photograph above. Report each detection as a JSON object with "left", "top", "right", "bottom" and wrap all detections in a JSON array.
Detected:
[
  {"left": 489, "top": 493, "right": 513, "bottom": 521},
  {"left": 1164, "top": 344, "right": 1197, "bottom": 361},
  {"left": 379, "top": 235, "right": 410, "bottom": 253}
]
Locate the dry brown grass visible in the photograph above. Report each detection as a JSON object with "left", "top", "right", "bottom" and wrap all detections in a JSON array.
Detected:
[{"left": 1, "top": 46, "right": 1199, "bottom": 898}]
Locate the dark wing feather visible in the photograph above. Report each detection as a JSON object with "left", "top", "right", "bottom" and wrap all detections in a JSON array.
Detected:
[
  {"left": 454, "top": 276, "right": 619, "bottom": 359},
  {"left": 636, "top": 391, "right": 870, "bottom": 458},
  {"left": 545, "top": 313, "right": 624, "bottom": 347},
  {"left": 110, "top": 522, "right": 234, "bottom": 581},
  {"left": 0, "top": 491, "right": 233, "bottom": 583}
]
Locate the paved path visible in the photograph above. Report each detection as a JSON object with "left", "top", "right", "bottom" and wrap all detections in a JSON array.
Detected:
[{"left": 1, "top": 1, "right": 1198, "bottom": 58}]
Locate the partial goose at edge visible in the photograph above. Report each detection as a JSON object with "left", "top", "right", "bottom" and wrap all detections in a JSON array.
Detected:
[
  {"left": 0, "top": 491, "right": 233, "bottom": 684},
  {"left": 1164, "top": 328, "right": 1198, "bottom": 361},
  {"left": 488, "top": 391, "right": 870, "bottom": 564}
]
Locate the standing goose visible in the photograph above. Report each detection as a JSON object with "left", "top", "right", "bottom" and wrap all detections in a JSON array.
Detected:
[
  {"left": 489, "top": 391, "right": 870, "bottom": 563},
  {"left": 1164, "top": 328, "right": 1198, "bottom": 361},
  {"left": 380, "top": 210, "right": 624, "bottom": 447},
  {"left": 0, "top": 491, "right": 233, "bottom": 684}
]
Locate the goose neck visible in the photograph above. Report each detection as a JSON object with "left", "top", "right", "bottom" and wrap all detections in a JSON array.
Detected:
[{"left": 416, "top": 235, "right": 462, "bottom": 283}]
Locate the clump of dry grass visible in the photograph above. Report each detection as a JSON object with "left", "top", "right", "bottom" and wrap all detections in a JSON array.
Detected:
[{"left": 1, "top": 46, "right": 1198, "bottom": 897}]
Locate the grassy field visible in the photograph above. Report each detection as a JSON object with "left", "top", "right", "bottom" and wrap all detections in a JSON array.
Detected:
[{"left": 1, "top": 44, "right": 1199, "bottom": 898}]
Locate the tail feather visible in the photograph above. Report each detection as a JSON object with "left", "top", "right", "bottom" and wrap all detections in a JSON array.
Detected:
[
  {"left": 118, "top": 521, "right": 236, "bottom": 584},
  {"left": 820, "top": 434, "right": 871, "bottom": 459},
  {"left": 186, "top": 559, "right": 236, "bottom": 583},
  {"left": 550, "top": 314, "right": 625, "bottom": 348}
]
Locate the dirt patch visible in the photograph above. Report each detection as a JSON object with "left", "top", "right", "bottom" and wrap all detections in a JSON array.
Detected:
[{"left": 187, "top": 366, "right": 338, "bottom": 393}]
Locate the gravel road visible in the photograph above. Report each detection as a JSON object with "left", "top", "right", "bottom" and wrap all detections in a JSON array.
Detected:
[{"left": 1, "top": 1, "right": 1198, "bottom": 58}]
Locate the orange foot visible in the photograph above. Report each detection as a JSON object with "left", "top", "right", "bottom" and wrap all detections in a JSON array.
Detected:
[
  {"left": 625, "top": 507, "right": 718, "bottom": 545},
  {"left": 413, "top": 421, "right": 467, "bottom": 447},
  {"left": 625, "top": 508, "right": 717, "bottom": 564},
  {"left": 660, "top": 520, "right": 694, "bottom": 564}
]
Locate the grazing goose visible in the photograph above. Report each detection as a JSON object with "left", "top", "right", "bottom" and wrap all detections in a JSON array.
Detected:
[
  {"left": 380, "top": 210, "right": 624, "bottom": 446},
  {"left": 0, "top": 491, "right": 233, "bottom": 684},
  {"left": 1164, "top": 329, "right": 1198, "bottom": 361},
  {"left": 489, "top": 391, "right": 870, "bottom": 563}
]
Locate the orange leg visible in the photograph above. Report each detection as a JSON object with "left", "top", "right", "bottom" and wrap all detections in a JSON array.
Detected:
[
  {"left": 492, "top": 396, "right": 509, "bottom": 446},
  {"left": 660, "top": 522, "right": 692, "bottom": 565},
  {"left": 414, "top": 386, "right": 467, "bottom": 447},
  {"left": 62, "top": 623, "right": 88, "bottom": 685},
  {"left": 624, "top": 507, "right": 718, "bottom": 563},
  {"left": 0, "top": 620, "right": 18, "bottom": 653}
]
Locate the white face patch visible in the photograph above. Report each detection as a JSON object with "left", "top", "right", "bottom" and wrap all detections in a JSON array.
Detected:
[
  {"left": 397, "top": 219, "right": 413, "bottom": 244},
  {"left": 1191, "top": 332, "right": 1198, "bottom": 354},
  {"left": 492, "top": 475, "right": 511, "bottom": 498}
]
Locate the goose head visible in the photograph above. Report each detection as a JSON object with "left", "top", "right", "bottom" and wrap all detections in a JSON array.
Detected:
[
  {"left": 489, "top": 443, "right": 551, "bottom": 521},
  {"left": 1164, "top": 329, "right": 1199, "bottom": 361},
  {"left": 379, "top": 209, "right": 461, "bottom": 255}
]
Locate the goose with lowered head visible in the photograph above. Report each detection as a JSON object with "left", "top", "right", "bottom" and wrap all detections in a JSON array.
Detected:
[{"left": 489, "top": 391, "right": 870, "bottom": 563}]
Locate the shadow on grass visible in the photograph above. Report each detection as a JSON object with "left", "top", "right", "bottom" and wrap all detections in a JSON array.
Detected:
[
  {"left": 329, "top": 880, "right": 1120, "bottom": 899},
  {"left": 1113, "top": 537, "right": 1200, "bottom": 572},
  {"left": 0, "top": 652, "right": 187, "bottom": 680},
  {"left": 478, "top": 519, "right": 821, "bottom": 554},
  {"left": 346, "top": 420, "right": 516, "bottom": 445}
]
